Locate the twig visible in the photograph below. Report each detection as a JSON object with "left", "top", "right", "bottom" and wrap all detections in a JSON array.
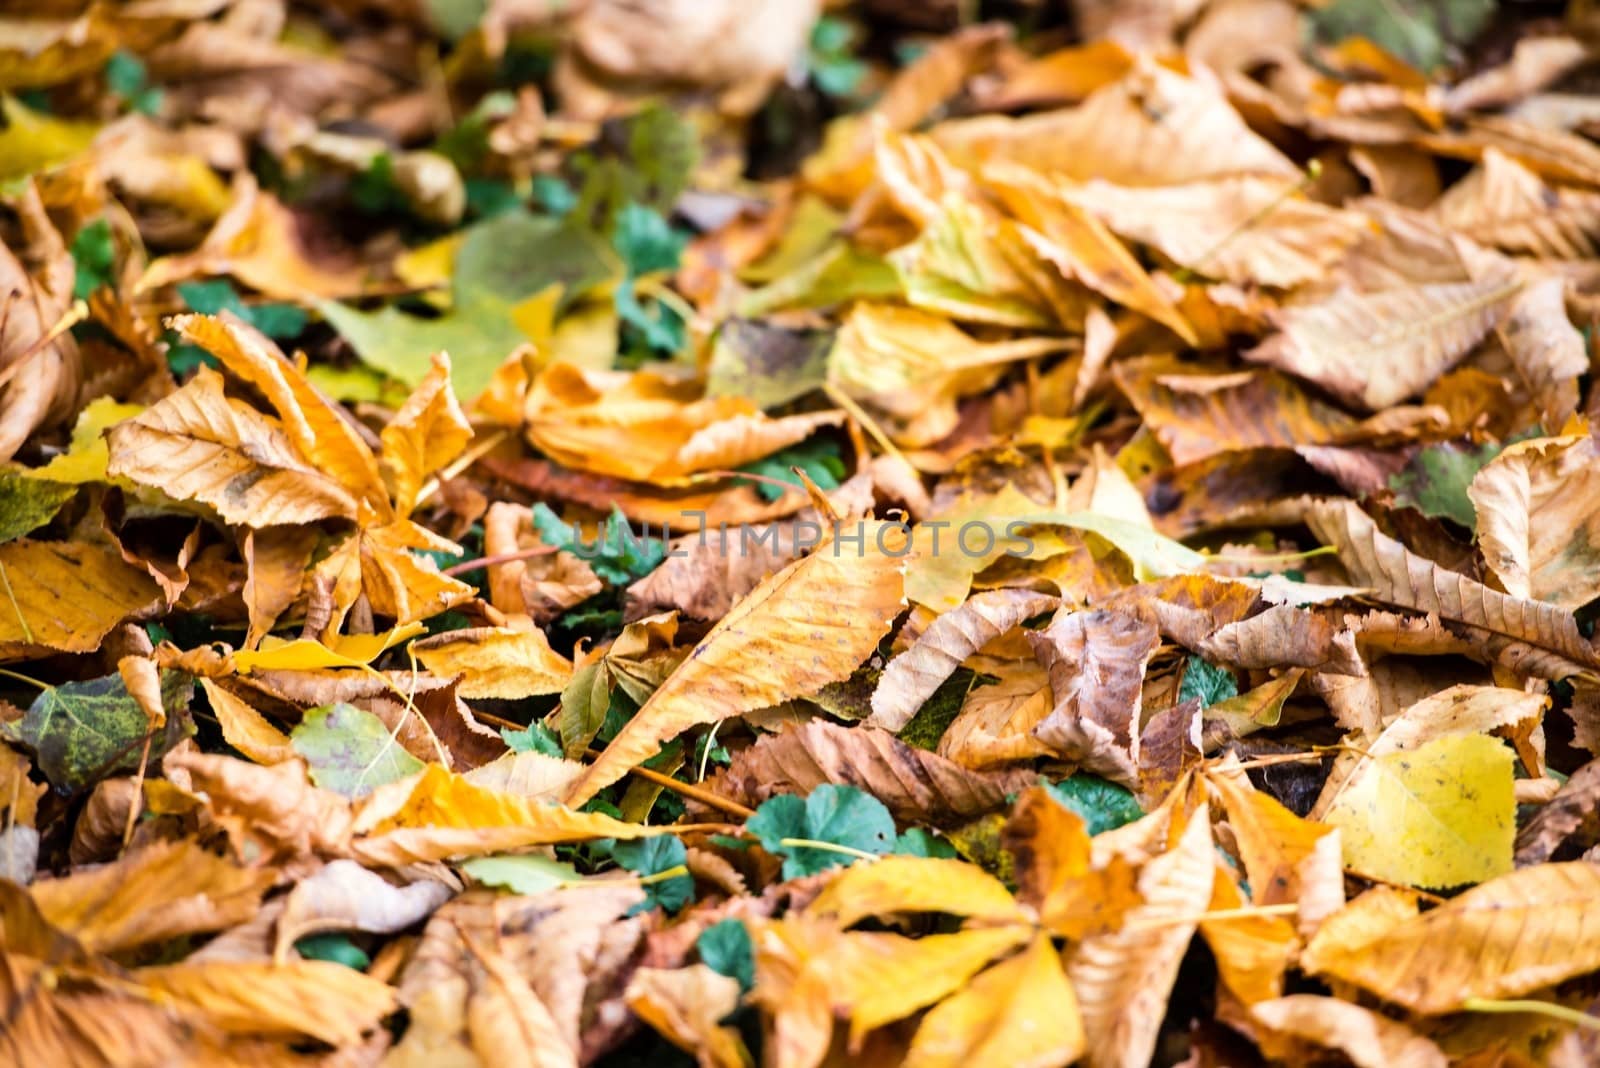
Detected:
[
  {"left": 414, "top": 428, "right": 511, "bottom": 509},
  {"left": 584, "top": 749, "right": 756, "bottom": 819},
  {"left": 443, "top": 544, "right": 558, "bottom": 576}
]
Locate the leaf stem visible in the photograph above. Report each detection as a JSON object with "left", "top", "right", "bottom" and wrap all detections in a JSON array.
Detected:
[
  {"left": 583, "top": 748, "right": 755, "bottom": 819},
  {"left": 777, "top": 837, "right": 882, "bottom": 863},
  {"left": 637, "top": 864, "right": 690, "bottom": 886},
  {"left": 1461, "top": 998, "right": 1600, "bottom": 1032},
  {"left": 0, "top": 666, "right": 50, "bottom": 690}
]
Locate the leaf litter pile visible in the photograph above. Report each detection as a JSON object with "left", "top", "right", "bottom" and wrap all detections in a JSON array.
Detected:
[{"left": 16, "top": 1, "right": 1600, "bottom": 1065}]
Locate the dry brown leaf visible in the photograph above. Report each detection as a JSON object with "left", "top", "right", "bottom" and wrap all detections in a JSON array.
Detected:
[
  {"left": 1245, "top": 274, "right": 1521, "bottom": 411},
  {"left": 1307, "top": 499, "right": 1600, "bottom": 675},
  {"left": 28, "top": 839, "right": 274, "bottom": 954},
  {"left": 1303, "top": 862, "right": 1600, "bottom": 1013},
  {"left": 1069, "top": 805, "right": 1215, "bottom": 1068},
  {"left": 626, "top": 965, "right": 748, "bottom": 1068},
  {"left": 1063, "top": 176, "right": 1371, "bottom": 288},
  {"left": 1470, "top": 434, "right": 1600, "bottom": 609},
  {"left": 934, "top": 61, "right": 1298, "bottom": 186},
  {"left": 1433, "top": 149, "right": 1600, "bottom": 259},
  {"left": 273, "top": 860, "right": 455, "bottom": 960},
  {"left": 869, "top": 589, "right": 1057, "bottom": 731},
  {"left": 1250, "top": 995, "right": 1448, "bottom": 1068},
  {"left": 708, "top": 719, "right": 1039, "bottom": 826},
  {"left": 106, "top": 366, "right": 360, "bottom": 526},
  {"left": 162, "top": 749, "right": 355, "bottom": 862},
  {"left": 1514, "top": 759, "right": 1600, "bottom": 866},
  {"left": 1025, "top": 608, "right": 1160, "bottom": 787},
  {"left": 938, "top": 656, "right": 1054, "bottom": 768},
  {"left": 565, "top": 508, "right": 906, "bottom": 807},
  {"left": 241, "top": 527, "right": 316, "bottom": 650},
  {"left": 0, "top": 183, "right": 80, "bottom": 461}
]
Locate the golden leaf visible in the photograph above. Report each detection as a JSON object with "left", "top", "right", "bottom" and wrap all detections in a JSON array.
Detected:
[
  {"left": 105, "top": 366, "right": 360, "bottom": 526},
  {"left": 171, "top": 314, "right": 388, "bottom": 513},
  {"left": 1062, "top": 175, "right": 1371, "bottom": 287},
  {"left": 904, "top": 934, "right": 1085, "bottom": 1068},
  {"left": 1200, "top": 865, "right": 1297, "bottom": 1005},
  {"left": 380, "top": 350, "right": 473, "bottom": 517},
  {"left": 0, "top": 540, "right": 162, "bottom": 657},
  {"left": 198, "top": 679, "right": 293, "bottom": 765},
  {"left": 807, "top": 856, "right": 1029, "bottom": 929},
  {"left": 412, "top": 626, "right": 573, "bottom": 700},
  {"left": 136, "top": 959, "right": 397, "bottom": 1047},
  {"left": 1433, "top": 148, "right": 1600, "bottom": 259},
  {"left": 565, "top": 512, "right": 906, "bottom": 807},
  {"left": 1303, "top": 862, "right": 1600, "bottom": 1014},
  {"left": 1003, "top": 787, "right": 1141, "bottom": 941},
  {"left": 627, "top": 965, "right": 749, "bottom": 1068}
]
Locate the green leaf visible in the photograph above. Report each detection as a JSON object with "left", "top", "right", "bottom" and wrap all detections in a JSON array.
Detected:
[
  {"left": 464, "top": 177, "right": 521, "bottom": 219},
  {"left": 1044, "top": 774, "right": 1144, "bottom": 836},
  {"left": 70, "top": 218, "right": 114, "bottom": 300},
  {"left": 1309, "top": 0, "right": 1495, "bottom": 72},
  {"left": 697, "top": 918, "right": 756, "bottom": 992},
  {"left": 560, "top": 660, "right": 612, "bottom": 759},
  {"left": 533, "top": 174, "right": 577, "bottom": 216},
  {"left": 1, "top": 670, "right": 194, "bottom": 789},
  {"left": 894, "top": 828, "right": 959, "bottom": 858},
  {"left": 747, "top": 784, "right": 898, "bottom": 879},
  {"left": 615, "top": 280, "right": 687, "bottom": 361},
  {"left": 1388, "top": 439, "right": 1506, "bottom": 531},
  {"left": 501, "top": 722, "right": 563, "bottom": 757},
  {"left": 290, "top": 703, "right": 426, "bottom": 799},
  {"left": 735, "top": 437, "right": 844, "bottom": 503},
  {"left": 1179, "top": 656, "right": 1239, "bottom": 709},
  {"left": 530, "top": 504, "right": 666, "bottom": 586},
  {"left": 104, "top": 51, "right": 147, "bottom": 99},
  {"left": 0, "top": 474, "right": 74, "bottom": 544},
  {"left": 295, "top": 933, "right": 371, "bottom": 970},
  {"left": 424, "top": 0, "right": 488, "bottom": 40},
  {"left": 320, "top": 211, "right": 615, "bottom": 400},
  {"left": 459, "top": 853, "right": 580, "bottom": 894},
  {"left": 613, "top": 202, "right": 687, "bottom": 276},
  {"left": 177, "top": 280, "right": 306, "bottom": 339},
  {"left": 611, "top": 836, "right": 693, "bottom": 913}
]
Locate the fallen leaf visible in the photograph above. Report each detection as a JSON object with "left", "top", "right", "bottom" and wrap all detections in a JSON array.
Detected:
[
  {"left": 291, "top": 702, "right": 429, "bottom": 799},
  {"left": 1251, "top": 994, "right": 1448, "bottom": 1068},
  {"left": 412, "top": 626, "right": 573, "bottom": 700},
  {"left": 807, "top": 856, "right": 1028, "bottom": 928},
  {"left": 1470, "top": 433, "right": 1600, "bottom": 609},
  {"left": 273, "top": 860, "right": 454, "bottom": 959},
  {"left": 565, "top": 505, "right": 906, "bottom": 807}
]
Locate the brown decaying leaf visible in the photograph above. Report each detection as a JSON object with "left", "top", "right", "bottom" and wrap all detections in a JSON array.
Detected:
[
  {"left": 272, "top": 860, "right": 455, "bottom": 960},
  {"left": 1514, "top": 759, "right": 1600, "bottom": 866},
  {"left": 1250, "top": 995, "right": 1448, "bottom": 1068},
  {"left": 869, "top": 588, "right": 1057, "bottom": 731},
  {"left": 0, "top": 184, "right": 80, "bottom": 461},
  {"left": 1003, "top": 787, "right": 1140, "bottom": 941},
  {"left": 1025, "top": 607, "right": 1160, "bottom": 787},
  {"left": 1069, "top": 805, "right": 1215, "bottom": 1068},
  {"left": 1470, "top": 433, "right": 1600, "bottom": 611},
  {"left": 708, "top": 719, "right": 1038, "bottom": 825}
]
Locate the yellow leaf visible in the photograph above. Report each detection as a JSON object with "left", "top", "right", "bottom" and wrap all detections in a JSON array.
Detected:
[
  {"left": 231, "top": 621, "right": 425, "bottom": 674},
  {"left": 627, "top": 965, "right": 749, "bottom": 1068},
  {"left": 0, "top": 540, "right": 162, "bottom": 656},
  {"left": 905, "top": 934, "right": 1085, "bottom": 1068},
  {"left": 413, "top": 626, "right": 573, "bottom": 700},
  {"left": 21, "top": 397, "right": 145, "bottom": 485},
  {"left": 1205, "top": 767, "right": 1333, "bottom": 906},
  {"left": 565, "top": 511, "right": 906, "bottom": 807},
  {"left": 1324, "top": 732, "right": 1515, "bottom": 889},
  {"left": 381, "top": 350, "right": 473, "bottom": 517},
  {"left": 199, "top": 679, "right": 293, "bottom": 765},
  {"left": 1303, "top": 863, "right": 1600, "bottom": 1014},
  {"left": 807, "top": 856, "right": 1029, "bottom": 929},
  {"left": 357, "top": 763, "right": 664, "bottom": 865},
  {"left": 105, "top": 366, "right": 360, "bottom": 526},
  {"left": 1199, "top": 865, "right": 1297, "bottom": 1005},
  {"left": 0, "top": 95, "right": 97, "bottom": 181},
  {"left": 1003, "top": 788, "right": 1140, "bottom": 941},
  {"left": 834, "top": 926, "right": 1033, "bottom": 1042}
]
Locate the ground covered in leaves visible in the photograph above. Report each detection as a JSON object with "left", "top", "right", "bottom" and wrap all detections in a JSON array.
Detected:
[{"left": 10, "top": 0, "right": 1600, "bottom": 1065}]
